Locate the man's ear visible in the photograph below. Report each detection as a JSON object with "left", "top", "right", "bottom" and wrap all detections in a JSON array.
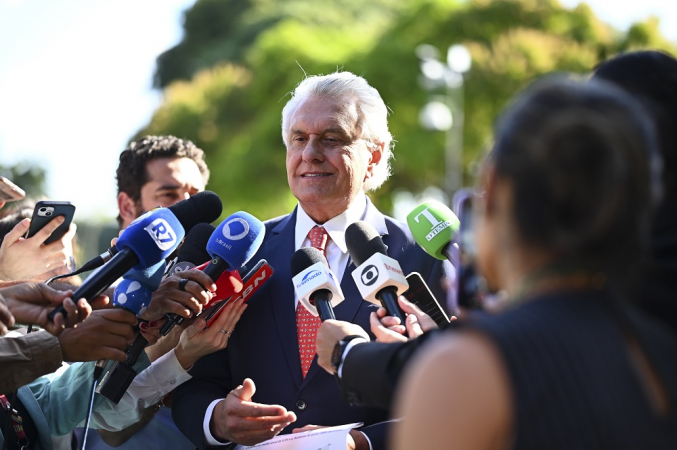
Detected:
[
  {"left": 364, "top": 142, "right": 384, "bottom": 181},
  {"left": 117, "top": 192, "right": 137, "bottom": 226}
]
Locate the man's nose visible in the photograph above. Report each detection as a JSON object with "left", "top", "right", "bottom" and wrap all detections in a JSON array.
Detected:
[{"left": 302, "top": 135, "right": 324, "bottom": 162}]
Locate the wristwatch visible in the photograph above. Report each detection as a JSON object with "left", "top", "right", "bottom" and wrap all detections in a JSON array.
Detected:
[{"left": 331, "top": 335, "right": 365, "bottom": 374}]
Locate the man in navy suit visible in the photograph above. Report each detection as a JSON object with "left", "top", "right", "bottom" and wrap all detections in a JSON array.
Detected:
[{"left": 172, "top": 71, "right": 452, "bottom": 449}]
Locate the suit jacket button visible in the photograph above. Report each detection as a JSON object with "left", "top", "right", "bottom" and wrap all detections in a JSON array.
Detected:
[{"left": 296, "top": 400, "right": 308, "bottom": 410}]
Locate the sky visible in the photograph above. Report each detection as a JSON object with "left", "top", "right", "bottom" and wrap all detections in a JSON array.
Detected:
[{"left": 1, "top": 0, "right": 676, "bottom": 221}]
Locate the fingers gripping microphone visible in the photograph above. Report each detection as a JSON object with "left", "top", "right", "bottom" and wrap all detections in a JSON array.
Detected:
[
  {"left": 48, "top": 208, "right": 185, "bottom": 321},
  {"left": 98, "top": 262, "right": 166, "bottom": 403},
  {"left": 159, "top": 211, "right": 265, "bottom": 335},
  {"left": 345, "top": 221, "right": 409, "bottom": 325},
  {"left": 291, "top": 247, "right": 344, "bottom": 321},
  {"left": 406, "top": 200, "right": 460, "bottom": 262}
]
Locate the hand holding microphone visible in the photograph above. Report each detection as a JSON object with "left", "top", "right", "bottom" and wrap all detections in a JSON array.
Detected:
[{"left": 159, "top": 211, "right": 265, "bottom": 335}]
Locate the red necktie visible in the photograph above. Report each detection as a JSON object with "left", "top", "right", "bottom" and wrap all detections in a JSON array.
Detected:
[{"left": 296, "top": 226, "right": 329, "bottom": 377}]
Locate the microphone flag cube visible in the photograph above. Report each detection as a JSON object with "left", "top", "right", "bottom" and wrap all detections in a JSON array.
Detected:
[
  {"left": 292, "top": 261, "right": 345, "bottom": 317},
  {"left": 351, "top": 253, "right": 409, "bottom": 304}
]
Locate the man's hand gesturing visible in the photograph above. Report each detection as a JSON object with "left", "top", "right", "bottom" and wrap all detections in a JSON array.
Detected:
[{"left": 210, "top": 378, "right": 296, "bottom": 446}]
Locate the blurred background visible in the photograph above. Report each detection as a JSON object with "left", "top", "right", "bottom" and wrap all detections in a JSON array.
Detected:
[{"left": 1, "top": 0, "right": 676, "bottom": 262}]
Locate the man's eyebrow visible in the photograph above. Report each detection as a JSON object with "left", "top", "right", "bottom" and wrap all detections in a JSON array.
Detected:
[{"left": 155, "top": 184, "right": 182, "bottom": 192}]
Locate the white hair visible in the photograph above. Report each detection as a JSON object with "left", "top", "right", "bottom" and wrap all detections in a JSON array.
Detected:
[{"left": 281, "top": 71, "right": 394, "bottom": 192}]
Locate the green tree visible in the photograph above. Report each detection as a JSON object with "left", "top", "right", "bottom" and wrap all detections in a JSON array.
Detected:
[{"left": 139, "top": 0, "right": 676, "bottom": 220}]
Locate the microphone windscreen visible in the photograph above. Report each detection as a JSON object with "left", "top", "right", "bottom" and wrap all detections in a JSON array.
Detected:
[
  {"left": 291, "top": 247, "right": 327, "bottom": 277},
  {"left": 345, "top": 221, "right": 388, "bottom": 266},
  {"left": 117, "top": 208, "right": 185, "bottom": 269},
  {"left": 177, "top": 223, "right": 214, "bottom": 265},
  {"left": 406, "top": 201, "right": 460, "bottom": 260},
  {"left": 207, "top": 211, "right": 265, "bottom": 269},
  {"left": 125, "top": 260, "right": 167, "bottom": 290},
  {"left": 168, "top": 191, "right": 223, "bottom": 232}
]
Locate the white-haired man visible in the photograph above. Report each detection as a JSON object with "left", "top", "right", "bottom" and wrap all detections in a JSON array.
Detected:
[{"left": 172, "top": 72, "right": 452, "bottom": 450}]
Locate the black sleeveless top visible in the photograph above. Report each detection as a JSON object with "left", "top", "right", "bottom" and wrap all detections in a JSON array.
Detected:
[{"left": 467, "top": 289, "right": 677, "bottom": 449}]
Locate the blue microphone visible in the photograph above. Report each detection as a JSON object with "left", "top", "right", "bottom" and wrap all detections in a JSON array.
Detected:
[
  {"left": 113, "top": 261, "right": 166, "bottom": 316},
  {"left": 159, "top": 211, "right": 265, "bottom": 335},
  {"left": 204, "top": 211, "right": 265, "bottom": 280},
  {"left": 48, "top": 208, "right": 185, "bottom": 321}
]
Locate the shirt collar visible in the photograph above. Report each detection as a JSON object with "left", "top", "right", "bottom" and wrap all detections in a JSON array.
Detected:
[{"left": 295, "top": 193, "right": 368, "bottom": 253}]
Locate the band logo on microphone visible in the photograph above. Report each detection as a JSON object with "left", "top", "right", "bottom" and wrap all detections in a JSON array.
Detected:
[{"left": 144, "top": 219, "right": 178, "bottom": 251}]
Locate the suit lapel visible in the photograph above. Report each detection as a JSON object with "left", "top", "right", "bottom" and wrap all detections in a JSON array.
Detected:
[
  {"left": 300, "top": 198, "right": 389, "bottom": 389},
  {"left": 267, "top": 208, "right": 304, "bottom": 389}
]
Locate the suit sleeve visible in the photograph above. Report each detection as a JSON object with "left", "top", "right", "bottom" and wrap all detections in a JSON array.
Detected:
[
  {"left": 171, "top": 347, "right": 233, "bottom": 449},
  {"left": 339, "top": 330, "right": 442, "bottom": 411}
]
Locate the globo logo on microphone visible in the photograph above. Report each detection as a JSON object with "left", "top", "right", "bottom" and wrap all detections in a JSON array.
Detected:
[
  {"left": 144, "top": 218, "right": 178, "bottom": 251},
  {"left": 361, "top": 265, "right": 379, "bottom": 286}
]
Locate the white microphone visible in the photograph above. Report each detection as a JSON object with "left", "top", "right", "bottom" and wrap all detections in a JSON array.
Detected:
[
  {"left": 346, "top": 221, "right": 409, "bottom": 324},
  {"left": 291, "top": 247, "right": 344, "bottom": 321}
]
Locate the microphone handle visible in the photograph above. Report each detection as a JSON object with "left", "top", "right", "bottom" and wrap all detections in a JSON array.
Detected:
[
  {"left": 377, "top": 286, "right": 406, "bottom": 325},
  {"left": 160, "top": 255, "right": 231, "bottom": 336},
  {"left": 312, "top": 290, "right": 336, "bottom": 322},
  {"left": 48, "top": 248, "right": 139, "bottom": 322}
]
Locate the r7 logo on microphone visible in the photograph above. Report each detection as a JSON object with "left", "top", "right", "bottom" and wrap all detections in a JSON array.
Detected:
[{"left": 144, "top": 218, "right": 178, "bottom": 251}]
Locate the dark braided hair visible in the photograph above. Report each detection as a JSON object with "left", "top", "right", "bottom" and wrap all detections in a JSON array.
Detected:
[{"left": 491, "top": 77, "right": 662, "bottom": 286}]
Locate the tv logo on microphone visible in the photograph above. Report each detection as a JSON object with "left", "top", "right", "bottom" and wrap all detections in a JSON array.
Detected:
[
  {"left": 413, "top": 207, "right": 453, "bottom": 242},
  {"left": 296, "top": 270, "right": 322, "bottom": 289},
  {"left": 361, "top": 265, "right": 379, "bottom": 286},
  {"left": 222, "top": 218, "right": 249, "bottom": 240},
  {"left": 144, "top": 219, "right": 178, "bottom": 251}
]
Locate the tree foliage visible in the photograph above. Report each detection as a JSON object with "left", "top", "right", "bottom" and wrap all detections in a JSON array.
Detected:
[{"left": 140, "top": 0, "right": 676, "bottom": 219}]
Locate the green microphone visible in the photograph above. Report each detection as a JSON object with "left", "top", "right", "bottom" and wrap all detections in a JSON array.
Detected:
[{"left": 406, "top": 200, "right": 460, "bottom": 261}]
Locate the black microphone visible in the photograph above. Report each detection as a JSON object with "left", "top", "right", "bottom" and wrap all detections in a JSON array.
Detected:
[
  {"left": 291, "top": 247, "right": 344, "bottom": 321},
  {"left": 345, "top": 221, "right": 409, "bottom": 325}
]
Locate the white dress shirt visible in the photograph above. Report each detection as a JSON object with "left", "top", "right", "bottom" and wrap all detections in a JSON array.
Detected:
[{"left": 204, "top": 194, "right": 376, "bottom": 448}]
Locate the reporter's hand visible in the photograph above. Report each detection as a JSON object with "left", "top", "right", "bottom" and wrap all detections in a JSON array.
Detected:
[
  {"left": 57, "top": 309, "right": 137, "bottom": 362},
  {"left": 174, "top": 298, "right": 247, "bottom": 369},
  {"left": 0, "top": 217, "right": 74, "bottom": 281},
  {"left": 138, "top": 318, "right": 167, "bottom": 346},
  {"left": 0, "top": 282, "right": 90, "bottom": 335},
  {"left": 316, "top": 319, "right": 369, "bottom": 374},
  {"left": 370, "top": 296, "right": 439, "bottom": 343},
  {"left": 210, "top": 378, "right": 296, "bottom": 446},
  {"left": 140, "top": 270, "right": 216, "bottom": 321}
]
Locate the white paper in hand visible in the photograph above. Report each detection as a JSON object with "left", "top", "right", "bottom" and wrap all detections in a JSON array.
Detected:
[{"left": 233, "top": 423, "right": 363, "bottom": 450}]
